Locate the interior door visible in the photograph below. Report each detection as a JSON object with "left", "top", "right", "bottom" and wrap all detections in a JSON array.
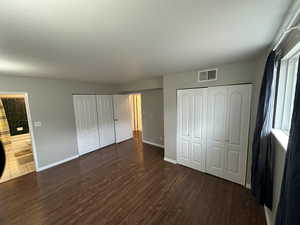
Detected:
[
  {"left": 177, "top": 88, "right": 207, "bottom": 172},
  {"left": 206, "top": 86, "right": 228, "bottom": 178},
  {"left": 113, "top": 95, "right": 133, "bottom": 143},
  {"left": 96, "top": 95, "right": 115, "bottom": 147},
  {"left": 73, "top": 95, "right": 100, "bottom": 155},
  {"left": 224, "top": 84, "right": 251, "bottom": 184}
]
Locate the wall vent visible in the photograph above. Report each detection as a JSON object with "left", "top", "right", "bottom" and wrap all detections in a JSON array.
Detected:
[{"left": 197, "top": 68, "right": 217, "bottom": 82}]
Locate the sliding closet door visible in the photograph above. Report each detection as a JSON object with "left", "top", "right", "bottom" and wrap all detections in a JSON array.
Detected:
[
  {"left": 73, "top": 95, "right": 100, "bottom": 155},
  {"left": 113, "top": 95, "right": 133, "bottom": 143},
  {"left": 224, "top": 84, "right": 251, "bottom": 184},
  {"left": 206, "top": 84, "right": 251, "bottom": 185},
  {"left": 96, "top": 95, "right": 115, "bottom": 148},
  {"left": 206, "top": 86, "right": 228, "bottom": 178},
  {"left": 177, "top": 88, "right": 207, "bottom": 172}
]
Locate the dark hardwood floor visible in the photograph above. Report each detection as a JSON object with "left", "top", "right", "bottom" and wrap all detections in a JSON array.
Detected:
[{"left": 0, "top": 134, "right": 266, "bottom": 225}]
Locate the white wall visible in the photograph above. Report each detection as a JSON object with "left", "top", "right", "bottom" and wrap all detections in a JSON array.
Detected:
[
  {"left": 264, "top": 137, "right": 286, "bottom": 225},
  {"left": 163, "top": 58, "right": 263, "bottom": 183},
  {"left": 0, "top": 74, "right": 117, "bottom": 169},
  {"left": 118, "top": 77, "right": 163, "bottom": 93},
  {"left": 116, "top": 77, "right": 164, "bottom": 147},
  {"left": 141, "top": 89, "right": 164, "bottom": 146}
]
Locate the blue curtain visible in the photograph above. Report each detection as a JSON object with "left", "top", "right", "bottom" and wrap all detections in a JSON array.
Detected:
[
  {"left": 251, "top": 51, "right": 277, "bottom": 209},
  {"left": 275, "top": 57, "right": 300, "bottom": 225}
]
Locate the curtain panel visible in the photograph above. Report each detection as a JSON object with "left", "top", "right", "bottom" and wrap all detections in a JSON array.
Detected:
[
  {"left": 275, "top": 57, "right": 300, "bottom": 225},
  {"left": 251, "top": 51, "right": 278, "bottom": 209}
]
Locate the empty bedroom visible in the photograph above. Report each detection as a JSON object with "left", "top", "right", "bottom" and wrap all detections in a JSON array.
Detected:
[{"left": 0, "top": 1, "right": 299, "bottom": 225}]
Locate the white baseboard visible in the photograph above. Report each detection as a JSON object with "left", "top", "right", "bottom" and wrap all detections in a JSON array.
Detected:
[
  {"left": 164, "top": 157, "right": 177, "bottom": 164},
  {"left": 143, "top": 140, "right": 164, "bottom": 148},
  {"left": 37, "top": 155, "right": 79, "bottom": 172},
  {"left": 264, "top": 206, "right": 271, "bottom": 225},
  {"left": 116, "top": 135, "right": 133, "bottom": 144}
]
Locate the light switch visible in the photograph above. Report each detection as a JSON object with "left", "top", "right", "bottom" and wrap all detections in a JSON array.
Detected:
[{"left": 34, "top": 121, "right": 42, "bottom": 127}]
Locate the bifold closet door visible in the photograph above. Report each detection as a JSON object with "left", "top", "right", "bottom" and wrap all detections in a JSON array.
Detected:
[
  {"left": 96, "top": 95, "right": 115, "bottom": 147},
  {"left": 206, "top": 84, "right": 251, "bottom": 185},
  {"left": 177, "top": 88, "right": 207, "bottom": 172},
  {"left": 73, "top": 95, "right": 100, "bottom": 155},
  {"left": 113, "top": 95, "right": 133, "bottom": 143}
]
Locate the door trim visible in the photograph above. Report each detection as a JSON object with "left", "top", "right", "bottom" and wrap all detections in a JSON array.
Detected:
[{"left": 0, "top": 92, "right": 39, "bottom": 171}]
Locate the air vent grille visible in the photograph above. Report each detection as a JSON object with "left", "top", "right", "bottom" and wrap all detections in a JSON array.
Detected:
[{"left": 198, "top": 69, "right": 217, "bottom": 82}]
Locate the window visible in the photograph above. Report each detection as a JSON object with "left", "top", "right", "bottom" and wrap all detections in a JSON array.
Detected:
[{"left": 274, "top": 47, "right": 299, "bottom": 136}]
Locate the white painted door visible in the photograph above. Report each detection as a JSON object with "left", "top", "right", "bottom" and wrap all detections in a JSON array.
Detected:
[
  {"left": 113, "top": 95, "right": 133, "bottom": 143},
  {"left": 224, "top": 84, "right": 251, "bottom": 184},
  {"left": 206, "top": 86, "right": 228, "bottom": 178},
  {"left": 96, "top": 95, "right": 115, "bottom": 147},
  {"left": 177, "top": 88, "right": 207, "bottom": 172},
  {"left": 73, "top": 95, "right": 100, "bottom": 155},
  {"left": 206, "top": 84, "right": 251, "bottom": 185}
]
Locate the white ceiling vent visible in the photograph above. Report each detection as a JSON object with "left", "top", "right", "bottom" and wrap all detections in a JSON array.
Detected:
[{"left": 197, "top": 68, "right": 217, "bottom": 82}]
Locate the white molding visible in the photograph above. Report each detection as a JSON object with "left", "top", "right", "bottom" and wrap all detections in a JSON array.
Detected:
[
  {"left": 264, "top": 206, "right": 271, "bottom": 225},
  {"left": 164, "top": 157, "right": 177, "bottom": 164},
  {"left": 36, "top": 155, "right": 79, "bottom": 172},
  {"left": 272, "top": 129, "right": 288, "bottom": 151},
  {"left": 0, "top": 92, "right": 40, "bottom": 170},
  {"left": 246, "top": 183, "right": 251, "bottom": 190},
  {"left": 142, "top": 139, "right": 164, "bottom": 148},
  {"left": 116, "top": 136, "right": 133, "bottom": 144},
  {"left": 24, "top": 93, "right": 40, "bottom": 171}
]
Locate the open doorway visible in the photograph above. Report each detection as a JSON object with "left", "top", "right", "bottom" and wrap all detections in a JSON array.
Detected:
[
  {"left": 130, "top": 93, "right": 143, "bottom": 139},
  {"left": 0, "top": 94, "right": 36, "bottom": 183}
]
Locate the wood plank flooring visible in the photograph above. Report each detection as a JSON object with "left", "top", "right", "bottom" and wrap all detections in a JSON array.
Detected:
[{"left": 0, "top": 135, "right": 266, "bottom": 225}]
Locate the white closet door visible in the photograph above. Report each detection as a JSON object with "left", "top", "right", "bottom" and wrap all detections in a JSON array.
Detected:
[
  {"left": 206, "top": 86, "right": 228, "bottom": 178},
  {"left": 206, "top": 84, "right": 251, "bottom": 185},
  {"left": 177, "top": 88, "right": 207, "bottom": 172},
  {"left": 96, "top": 95, "right": 115, "bottom": 148},
  {"left": 113, "top": 95, "right": 133, "bottom": 143},
  {"left": 73, "top": 95, "right": 100, "bottom": 155},
  {"left": 224, "top": 84, "right": 251, "bottom": 184}
]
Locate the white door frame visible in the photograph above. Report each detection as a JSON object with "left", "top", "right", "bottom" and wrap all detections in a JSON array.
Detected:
[{"left": 0, "top": 92, "right": 39, "bottom": 170}]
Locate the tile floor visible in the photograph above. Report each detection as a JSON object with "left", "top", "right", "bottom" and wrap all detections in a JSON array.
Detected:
[{"left": 0, "top": 133, "right": 35, "bottom": 183}]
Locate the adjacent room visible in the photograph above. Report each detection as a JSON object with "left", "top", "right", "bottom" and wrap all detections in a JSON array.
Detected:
[
  {"left": 0, "top": 0, "right": 299, "bottom": 225},
  {"left": 0, "top": 94, "right": 36, "bottom": 183}
]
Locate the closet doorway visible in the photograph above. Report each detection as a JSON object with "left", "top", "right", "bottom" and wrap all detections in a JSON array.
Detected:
[
  {"left": 0, "top": 93, "right": 37, "bottom": 183},
  {"left": 177, "top": 84, "right": 252, "bottom": 185},
  {"left": 130, "top": 93, "right": 143, "bottom": 138}
]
